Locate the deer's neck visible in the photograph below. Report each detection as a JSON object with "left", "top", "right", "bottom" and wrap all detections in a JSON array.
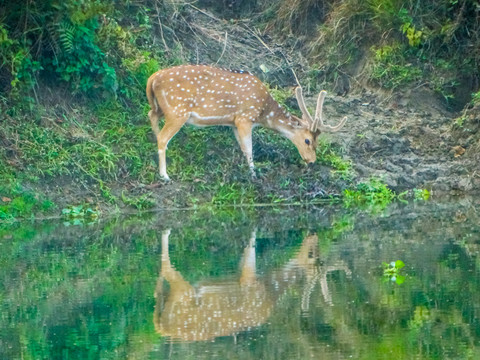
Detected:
[{"left": 261, "top": 96, "right": 301, "bottom": 139}]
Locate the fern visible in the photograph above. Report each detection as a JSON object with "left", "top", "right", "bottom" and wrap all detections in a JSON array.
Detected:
[{"left": 58, "top": 22, "right": 76, "bottom": 53}]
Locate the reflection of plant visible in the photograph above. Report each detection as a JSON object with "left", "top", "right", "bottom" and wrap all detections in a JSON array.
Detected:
[{"left": 383, "top": 260, "right": 405, "bottom": 284}]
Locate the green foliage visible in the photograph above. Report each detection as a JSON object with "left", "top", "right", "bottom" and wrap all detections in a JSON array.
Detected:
[
  {"left": 0, "top": 0, "right": 179, "bottom": 102},
  {"left": 317, "top": 137, "right": 354, "bottom": 180},
  {"left": 51, "top": 19, "right": 118, "bottom": 96},
  {"left": 413, "top": 188, "right": 430, "bottom": 201},
  {"left": 401, "top": 23, "right": 423, "bottom": 47},
  {"left": 0, "top": 24, "right": 42, "bottom": 103},
  {"left": 211, "top": 182, "right": 256, "bottom": 205},
  {"left": 344, "top": 177, "right": 395, "bottom": 208},
  {"left": 267, "top": 85, "right": 301, "bottom": 116},
  {"left": 300, "top": 0, "right": 479, "bottom": 105},
  {"left": 371, "top": 44, "right": 422, "bottom": 89},
  {"left": 0, "top": 179, "right": 55, "bottom": 221},
  {"left": 472, "top": 91, "right": 480, "bottom": 106},
  {"left": 121, "top": 191, "right": 155, "bottom": 210},
  {"left": 383, "top": 260, "right": 406, "bottom": 284},
  {"left": 62, "top": 204, "right": 99, "bottom": 223}
]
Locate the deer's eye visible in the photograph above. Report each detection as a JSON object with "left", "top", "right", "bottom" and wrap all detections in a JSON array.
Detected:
[{"left": 305, "top": 139, "right": 311, "bottom": 145}]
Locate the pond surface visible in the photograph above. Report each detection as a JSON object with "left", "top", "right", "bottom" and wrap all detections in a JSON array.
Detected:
[{"left": 1, "top": 198, "right": 480, "bottom": 359}]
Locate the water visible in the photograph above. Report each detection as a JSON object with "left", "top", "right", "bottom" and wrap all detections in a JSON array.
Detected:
[{"left": 1, "top": 198, "right": 479, "bottom": 359}]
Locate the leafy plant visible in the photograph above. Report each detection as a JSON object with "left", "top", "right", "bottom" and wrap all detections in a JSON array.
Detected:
[
  {"left": 62, "top": 204, "right": 99, "bottom": 224},
  {"left": 51, "top": 19, "right": 118, "bottom": 96},
  {"left": 413, "top": 188, "right": 430, "bottom": 201},
  {"left": 371, "top": 44, "right": 422, "bottom": 89},
  {"left": 401, "top": 24, "right": 423, "bottom": 47},
  {"left": 383, "top": 260, "right": 406, "bottom": 284},
  {"left": 121, "top": 192, "right": 155, "bottom": 210},
  {"left": 344, "top": 177, "right": 395, "bottom": 208}
]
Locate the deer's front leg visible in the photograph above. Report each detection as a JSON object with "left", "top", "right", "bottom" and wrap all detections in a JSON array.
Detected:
[{"left": 233, "top": 121, "right": 255, "bottom": 177}]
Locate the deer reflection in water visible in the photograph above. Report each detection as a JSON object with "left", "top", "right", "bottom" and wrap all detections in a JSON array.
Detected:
[{"left": 154, "top": 229, "right": 350, "bottom": 342}]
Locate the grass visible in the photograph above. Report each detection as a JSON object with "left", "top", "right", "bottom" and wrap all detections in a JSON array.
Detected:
[
  {"left": 344, "top": 177, "right": 396, "bottom": 209},
  {"left": 0, "top": 0, "right": 409, "bottom": 220},
  {"left": 0, "top": 91, "right": 359, "bottom": 220},
  {"left": 0, "top": 176, "right": 56, "bottom": 221}
]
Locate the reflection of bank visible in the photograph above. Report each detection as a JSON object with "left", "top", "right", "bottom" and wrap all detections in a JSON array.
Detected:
[{"left": 154, "top": 229, "right": 350, "bottom": 342}]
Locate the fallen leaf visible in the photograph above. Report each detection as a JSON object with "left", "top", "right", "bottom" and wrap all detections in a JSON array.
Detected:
[
  {"left": 452, "top": 146, "right": 465, "bottom": 158},
  {"left": 1, "top": 197, "right": 12, "bottom": 203}
]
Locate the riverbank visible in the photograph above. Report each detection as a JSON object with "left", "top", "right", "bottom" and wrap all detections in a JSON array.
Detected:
[{"left": 0, "top": 1, "right": 478, "bottom": 220}]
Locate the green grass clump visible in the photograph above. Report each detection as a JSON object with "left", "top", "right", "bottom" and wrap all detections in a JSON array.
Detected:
[
  {"left": 0, "top": 177, "right": 55, "bottom": 221},
  {"left": 344, "top": 177, "right": 395, "bottom": 209},
  {"left": 371, "top": 43, "right": 423, "bottom": 90}
]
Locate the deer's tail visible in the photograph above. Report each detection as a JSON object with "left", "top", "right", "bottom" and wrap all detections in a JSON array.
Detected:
[{"left": 146, "top": 73, "right": 163, "bottom": 117}]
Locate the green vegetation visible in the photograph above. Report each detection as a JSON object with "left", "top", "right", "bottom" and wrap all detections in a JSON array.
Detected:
[
  {"left": 62, "top": 204, "right": 99, "bottom": 224},
  {"left": 266, "top": 0, "right": 479, "bottom": 108},
  {"left": 344, "top": 177, "right": 396, "bottom": 208},
  {"left": 413, "top": 188, "right": 431, "bottom": 201},
  {"left": 383, "top": 260, "right": 406, "bottom": 284},
  {"left": 0, "top": 0, "right": 363, "bottom": 220},
  {"left": 2, "top": 0, "right": 474, "bottom": 220},
  {"left": 0, "top": 177, "right": 55, "bottom": 221}
]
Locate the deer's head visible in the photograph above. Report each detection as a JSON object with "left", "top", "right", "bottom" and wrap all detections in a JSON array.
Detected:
[{"left": 290, "top": 87, "right": 347, "bottom": 165}]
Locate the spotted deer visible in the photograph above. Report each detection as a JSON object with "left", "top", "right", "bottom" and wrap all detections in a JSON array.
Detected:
[
  {"left": 146, "top": 65, "right": 347, "bottom": 180},
  {"left": 154, "top": 229, "right": 351, "bottom": 342}
]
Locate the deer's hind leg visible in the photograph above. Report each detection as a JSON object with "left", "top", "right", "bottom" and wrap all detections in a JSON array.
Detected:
[{"left": 155, "top": 114, "right": 188, "bottom": 181}]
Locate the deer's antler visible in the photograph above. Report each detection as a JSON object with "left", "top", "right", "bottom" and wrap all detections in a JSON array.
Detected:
[{"left": 295, "top": 86, "right": 347, "bottom": 133}]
